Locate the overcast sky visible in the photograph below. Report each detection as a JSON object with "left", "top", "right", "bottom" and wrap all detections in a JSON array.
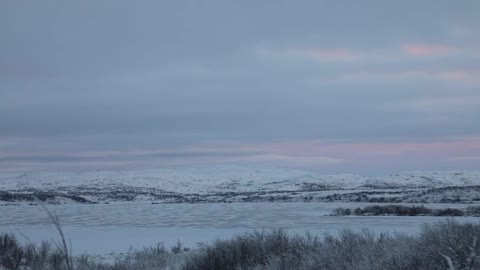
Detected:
[{"left": 1, "top": 0, "right": 479, "bottom": 174}]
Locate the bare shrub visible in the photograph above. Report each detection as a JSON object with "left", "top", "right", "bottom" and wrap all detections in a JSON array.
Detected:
[
  {"left": 415, "top": 219, "right": 480, "bottom": 270},
  {"left": 183, "top": 229, "right": 319, "bottom": 270},
  {"left": 466, "top": 206, "right": 480, "bottom": 216},
  {"left": 0, "top": 234, "right": 24, "bottom": 270},
  {"left": 333, "top": 205, "right": 468, "bottom": 217},
  {"left": 183, "top": 220, "right": 480, "bottom": 270},
  {"left": 2, "top": 219, "right": 480, "bottom": 270}
]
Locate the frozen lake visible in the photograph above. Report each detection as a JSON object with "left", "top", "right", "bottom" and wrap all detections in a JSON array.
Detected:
[{"left": 1, "top": 202, "right": 478, "bottom": 256}]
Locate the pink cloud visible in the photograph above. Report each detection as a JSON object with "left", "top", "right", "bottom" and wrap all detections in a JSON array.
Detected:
[
  {"left": 403, "top": 44, "right": 453, "bottom": 56},
  {"left": 188, "top": 138, "right": 480, "bottom": 167},
  {"left": 435, "top": 71, "right": 480, "bottom": 84},
  {"left": 2, "top": 135, "right": 480, "bottom": 173},
  {"left": 314, "top": 68, "right": 480, "bottom": 86},
  {"left": 448, "top": 156, "right": 480, "bottom": 162}
]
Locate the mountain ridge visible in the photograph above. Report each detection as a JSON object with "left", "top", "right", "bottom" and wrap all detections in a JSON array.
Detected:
[{"left": 1, "top": 165, "right": 479, "bottom": 205}]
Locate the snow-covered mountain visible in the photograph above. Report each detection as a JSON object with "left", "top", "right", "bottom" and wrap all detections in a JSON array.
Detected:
[
  {"left": 1, "top": 165, "right": 479, "bottom": 192},
  {"left": 1, "top": 165, "right": 479, "bottom": 204}
]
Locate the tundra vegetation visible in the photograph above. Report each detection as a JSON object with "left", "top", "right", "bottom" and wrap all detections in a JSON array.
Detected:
[
  {"left": 1, "top": 220, "right": 480, "bottom": 270},
  {"left": 331, "top": 205, "right": 480, "bottom": 217}
]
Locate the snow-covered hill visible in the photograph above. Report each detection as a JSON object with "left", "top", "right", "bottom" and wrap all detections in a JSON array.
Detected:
[{"left": 0, "top": 165, "right": 479, "bottom": 204}]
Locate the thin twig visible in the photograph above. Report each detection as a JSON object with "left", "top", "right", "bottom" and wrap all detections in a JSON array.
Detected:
[
  {"left": 440, "top": 253, "right": 456, "bottom": 270},
  {"left": 41, "top": 204, "right": 74, "bottom": 270}
]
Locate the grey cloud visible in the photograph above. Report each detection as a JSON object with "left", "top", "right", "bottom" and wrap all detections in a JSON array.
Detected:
[
  {"left": 0, "top": 150, "right": 262, "bottom": 163},
  {"left": 1, "top": 0, "right": 479, "bottom": 172}
]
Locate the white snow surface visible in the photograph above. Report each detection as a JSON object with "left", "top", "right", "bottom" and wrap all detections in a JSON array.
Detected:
[{"left": 0, "top": 165, "right": 479, "bottom": 194}]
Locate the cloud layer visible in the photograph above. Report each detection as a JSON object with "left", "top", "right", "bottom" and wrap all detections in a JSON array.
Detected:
[{"left": 1, "top": 0, "right": 479, "bottom": 173}]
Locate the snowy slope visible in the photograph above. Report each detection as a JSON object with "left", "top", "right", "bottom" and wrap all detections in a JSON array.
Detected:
[{"left": 1, "top": 165, "right": 479, "bottom": 195}]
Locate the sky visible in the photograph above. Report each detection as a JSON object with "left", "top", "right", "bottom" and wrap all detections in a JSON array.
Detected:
[{"left": 1, "top": 0, "right": 479, "bottom": 174}]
